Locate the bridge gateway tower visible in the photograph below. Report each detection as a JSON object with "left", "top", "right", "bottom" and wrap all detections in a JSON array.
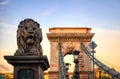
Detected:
[{"left": 47, "top": 27, "right": 94, "bottom": 79}]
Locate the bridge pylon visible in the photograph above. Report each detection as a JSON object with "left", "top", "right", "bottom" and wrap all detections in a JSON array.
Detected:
[{"left": 47, "top": 27, "right": 94, "bottom": 79}]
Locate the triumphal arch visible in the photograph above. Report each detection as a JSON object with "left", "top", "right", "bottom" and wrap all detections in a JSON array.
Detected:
[{"left": 47, "top": 27, "right": 94, "bottom": 79}]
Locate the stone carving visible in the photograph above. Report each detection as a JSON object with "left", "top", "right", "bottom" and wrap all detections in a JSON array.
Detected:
[
  {"left": 47, "top": 33, "right": 94, "bottom": 42},
  {"left": 15, "top": 19, "right": 43, "bottom": 56}
]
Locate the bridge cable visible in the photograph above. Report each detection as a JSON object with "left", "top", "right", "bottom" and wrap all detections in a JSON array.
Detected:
[
  {"left": 81, "top": 43, "right": 120, "bottom": 79},
  {"left": 58, "top": 43, "right": 70, "bottom": 79}
]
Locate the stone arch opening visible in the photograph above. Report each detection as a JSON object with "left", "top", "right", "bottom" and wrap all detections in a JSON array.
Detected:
[
  {"left": 64, "top": 54, "right": 74, "bottom": 72},
  {"left": 47, "top": 27, "right": 94, "bottom": 79}
]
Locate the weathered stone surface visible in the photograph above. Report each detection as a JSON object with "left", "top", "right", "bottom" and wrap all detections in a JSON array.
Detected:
[
  {"left": 49, "top": 27, "right": 91, "bottom": 33},
  {"left": 4, "top": 19, "right": 50, "bottom": 79},
  {"left": 47, "top": 27, "right": 94, "bottom": 79},
  {"left": 15, "top": 19, "right": 43, "bottom": 56},
  {"left": 48, "top": 71, "right": 59, "bottom": 79},
  {"left": 4, "top": 56, "right": 49, "bottom": 79},
  {"left": 49, "top": 42, "right": 59, "bottom": 71}
]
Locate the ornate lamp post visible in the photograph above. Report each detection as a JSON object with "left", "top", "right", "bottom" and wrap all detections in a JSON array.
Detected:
[
  {"left": 73, "top": 50, "right": 80, "bottom": 79},
  {"left": 65, "top": 63, "right": 71, "bottom": 72},
  {"left": 65, "top": 62, "right": 71, "bottom": 79}
]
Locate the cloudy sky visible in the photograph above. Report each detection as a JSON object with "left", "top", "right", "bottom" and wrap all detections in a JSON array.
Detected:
[{"left": 0, "top": 0, "right": 120, "bottom": 72}]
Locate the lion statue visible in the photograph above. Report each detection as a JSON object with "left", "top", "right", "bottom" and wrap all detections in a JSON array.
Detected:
[{"left": 14, "top": 19, "right": 43, "bottom": 56}]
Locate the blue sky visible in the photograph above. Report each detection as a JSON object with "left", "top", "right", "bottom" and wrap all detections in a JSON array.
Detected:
[
  {"left": 1, "top": 0, "right": 120, "bottom": 29},
  {"left": 0, "top": 0, "right": 120, "bottom": 72}
]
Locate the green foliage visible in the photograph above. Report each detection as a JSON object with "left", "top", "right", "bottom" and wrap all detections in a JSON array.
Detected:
[{"left": 101, "top": 76, "right": 111, "bottom": 79}]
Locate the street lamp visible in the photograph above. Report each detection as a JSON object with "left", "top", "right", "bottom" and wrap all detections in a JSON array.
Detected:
[
  {"left": 73, "top": 50, "right": 80, "bottom": 79},
  {"left": 65, "top": 63, "right": 71, "bottom": 72},
  {"left": 65, "top": 63, "right": 71, "bottom": 79}
]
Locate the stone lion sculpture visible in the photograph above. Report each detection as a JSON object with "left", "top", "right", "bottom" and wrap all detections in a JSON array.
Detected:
[{"left": 15, "top": 19, "right": 43, "bottom": 56}]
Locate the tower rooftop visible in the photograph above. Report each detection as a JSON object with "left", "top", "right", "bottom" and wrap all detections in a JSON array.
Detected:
[{"left": 49, "top": 27, "right": 91, "bottom": 33}]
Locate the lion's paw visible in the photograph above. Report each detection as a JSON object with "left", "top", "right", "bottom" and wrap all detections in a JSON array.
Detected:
[
  {"left": 30, "top": 48, "right": 39, "bottom": 55},
  {"left": 15, "top": 49, "right": 24, "bottom": 56}
]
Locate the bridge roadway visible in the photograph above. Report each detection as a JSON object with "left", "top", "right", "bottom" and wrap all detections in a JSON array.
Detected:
[{"left": 81, "top": 43, "right": 120, "bottom": 79}]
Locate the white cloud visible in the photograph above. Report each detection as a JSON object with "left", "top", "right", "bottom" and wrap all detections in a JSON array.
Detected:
[
  {"left": 42, "top": 9, "right": 55, "bottom": 16},
  {"left": 0, "top": 0, "right": 8, "bottom": 6},
  {"left": 0, "top": 22, "right": 16, "bottom": 28},
  {"left": 41, "top": 8, "right": 57, "bottom": 18},
  {"left": 0, "top": 48, "right": 13, "bottom": 72},
  {"left": 0, "top": 22, "right": 17, "bottom": 36}
]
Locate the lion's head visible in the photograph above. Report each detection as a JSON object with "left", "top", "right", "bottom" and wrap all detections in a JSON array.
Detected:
[{"left": 15, "top": 19, "right": 43, "bottom": 56}]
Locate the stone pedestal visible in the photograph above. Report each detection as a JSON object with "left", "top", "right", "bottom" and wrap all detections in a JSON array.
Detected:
[{"left": 4, "top": 56, "right": 49, "bottom": 79}]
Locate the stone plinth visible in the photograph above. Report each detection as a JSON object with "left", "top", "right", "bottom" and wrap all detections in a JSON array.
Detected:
[{"left": 4, "top": 56, "right": 49, "bottom": 79}]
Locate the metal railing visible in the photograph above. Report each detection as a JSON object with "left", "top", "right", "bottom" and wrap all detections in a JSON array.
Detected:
[
  {"left": 81, "top": 43, "right": 120, "bottom": 79},
  {"left": 58, "top": 43, "right": 69, "bottom": 79}
]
